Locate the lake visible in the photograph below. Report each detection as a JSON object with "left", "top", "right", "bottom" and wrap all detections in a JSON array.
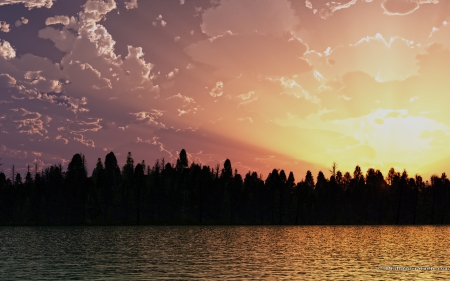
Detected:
[{"left": 0, "top": 226, "right": 449, "bottom": 280}]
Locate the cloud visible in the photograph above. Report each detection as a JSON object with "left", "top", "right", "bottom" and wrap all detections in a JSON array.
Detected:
[
  {"left": 38, "top": 27, "right": 77, "bottom": 52},
  {"left": 10, "top": 108, "right": 48, "bottom": 136},
  {"left": 45, "top": 15, "right": 70, "bottom": 25},
  {"left": 238, "top": 91, "right": 254, "bottom": 100},
  {"left": 124, "top": 0, "right": 137, "bottom": 9},
  {"left": 0, "top": 21, "right": 10, "bottom": 32},
  {"left": 167, "top": 93, "right": 195, "bottom": 105},
  {"left": 15, "top": 17, "right": 28, "bottom": 27},
  {"left": 0, "top": 0, "right": 54, "bottom": 9},
  {"left": 381, "top": 0, "right": 433, "bottom": 16},
  {"left": 130, "top": 110, "right": 164, "bottom": 126},
  {"left": 0, "top": 73, "right": 16, "bottom": 87},
  {"left": 209, "top": 81, "right": 223, "bottom": 97},
  {"left": 201, "top": 0, "right": 299, "bottom": 36},
  {"left": 82, "top": 0, "right": 117, "bottom": 23},
  {"left": 419, "top": 129, "right": 450, "bottom": 146},
  {"left": 0, "top": 51, "right": 66, "bottom": 94},
  {"left": 0, "top": 40, "right": 16, "bottom": 59},
  {"left": 309, "top": 34, "right": 420, "bottom": 82},
  {"left": 63, "top": 61, "right": 111, "bottom": 90},
  {"left": 186, "top": 34, "right": 311, "bottom": 77},
  {"left": 298, "top": 0, "right": 359, "bottom": 19},
  {"left": 319, "top": 44, "right": 450, "bottom": 124}
]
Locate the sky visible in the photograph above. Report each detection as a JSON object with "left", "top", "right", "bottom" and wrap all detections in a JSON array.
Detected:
[{"left": 1, "top": 0, "right": 450, "bottom": 181}]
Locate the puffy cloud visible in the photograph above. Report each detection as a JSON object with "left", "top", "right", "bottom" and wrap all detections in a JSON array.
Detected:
[
  {"left": 0, "top": 52, "right": 66, "bottom": 85},
  {"left": 124, "top": 0, "right": 137, "bottom": 9},
  {"left": 38, "top": 27, "right": 77, "bottom": 52},
  {"left": 82, "top": 0, "right": 117, "bottom": 23},
  {"left": 0, "top": 40, "right": 16, "bottom": 59},
  {"left": 122, "top": 45, "right": 153, "bottom": 85},
  {"left": 186, "top": 34, "right": 311, "bottom": 77},
  {"left": 0, "top": 0, "right": 54, "bottom": 9},
  {"left": 22, "top": 72, "right": 63, "bottom": 93},
  {"left": 45, "top": 15, "right": 70, "bottom": 25},
  {"left": 48, "top": 15, "right": 156, "bottom": 96},
  {"left": 0, "top": 73, "right": 16, "bottom": 87},
  {"left": 0, "top": 21, "right": 10, "bottom": 32},
  {"left": 63, "top": 61, "right": 111, "bottom": 90},
  {"left": 14, "top": 17, "right": 28, "bottom": 27},
  {"left": 201, "top": 0, "right": 299, "bottom": 36}
]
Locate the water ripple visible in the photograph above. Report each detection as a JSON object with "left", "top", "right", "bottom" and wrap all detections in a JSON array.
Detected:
[{"left": 0, "top": 226, "right": 449, "bottom": 280}]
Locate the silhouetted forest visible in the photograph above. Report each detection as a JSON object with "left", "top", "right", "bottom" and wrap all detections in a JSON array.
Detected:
[{"left": 1, "top": 149, "right": 450, "bottom": 225}]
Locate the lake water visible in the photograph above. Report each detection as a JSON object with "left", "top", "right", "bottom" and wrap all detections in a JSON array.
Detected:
[{"left": 1, "top": 226, "right": 449, "bottom": 280}]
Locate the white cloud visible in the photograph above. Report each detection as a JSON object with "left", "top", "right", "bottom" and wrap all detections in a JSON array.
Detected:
[
  {"left": 381, "top": 0, "right": 420, "bottom": 15},
  {"left": 124, "top": 0, "right": 137, "bottom": 9},
  {"left": 0, "top": 40, "right": 16, "bottom": 59},
  {"left": 0, "top": 0, "right": 54, "bottom": 9},
  {"left": 238, "top": 91, "right": 254, "bottom": 100},
  {"left": 210, "top": 81, "right": 223, "bottom": 97},
  {"left": 167, "top": 68, "right": 179, "bottom": 79},
  {"left": 381, "top": 0, "right": 439, "bottom": 16},
  {"left": 130, "top": 110, "right": 164, "bottom": 126},
  {"left": 0, "top": 21, "right": 10, "bottom": 32},
  {"left": 11, "top": 108, "right": 48, "bottom": 136},
  {"left": 45, "top": 15, "right": 70, "bottom": 25},
  {"left": 82, "top": 0, "right": 117, "bottom": 23}
]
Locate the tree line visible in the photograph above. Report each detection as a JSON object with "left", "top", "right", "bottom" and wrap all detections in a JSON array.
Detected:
[{"left": 0, "top": 149, "right": 449, "bottom": 225}]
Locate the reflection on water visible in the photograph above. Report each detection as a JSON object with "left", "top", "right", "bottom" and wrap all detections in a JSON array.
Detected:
[{"left": 0, "top": 226, "right": 449, "bottom": 280}]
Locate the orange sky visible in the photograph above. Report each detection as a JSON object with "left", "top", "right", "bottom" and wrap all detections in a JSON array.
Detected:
[{"left": 1, "top": 0, "right": 450, "bottom": 181}]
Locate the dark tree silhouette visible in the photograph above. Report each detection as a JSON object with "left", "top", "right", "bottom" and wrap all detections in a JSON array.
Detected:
[{"left": 2, "top": 150, "right": 450, "bottom": 226}]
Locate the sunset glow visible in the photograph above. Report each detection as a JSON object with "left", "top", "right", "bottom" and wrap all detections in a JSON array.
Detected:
[{"left": 1, "top": 0, "right": 450, "bottom": 179}]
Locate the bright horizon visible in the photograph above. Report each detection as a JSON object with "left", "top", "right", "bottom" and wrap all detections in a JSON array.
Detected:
[{"left": 1, "top": 0, "right": 450, "bottom": 181}]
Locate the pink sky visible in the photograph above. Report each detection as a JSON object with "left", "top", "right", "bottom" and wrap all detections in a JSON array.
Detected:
[{"left": 1, "top": 0, "right": 450, "bottom": 180}]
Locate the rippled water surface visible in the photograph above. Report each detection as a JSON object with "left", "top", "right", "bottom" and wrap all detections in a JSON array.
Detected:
[{"left": 1, "top": 226, "right": 450, "bottom": 280}]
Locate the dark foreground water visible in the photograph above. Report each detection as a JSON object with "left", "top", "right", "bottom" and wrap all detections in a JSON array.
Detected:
[{"left": 1, "top": 226, "right": 450, "bottom": 280}]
